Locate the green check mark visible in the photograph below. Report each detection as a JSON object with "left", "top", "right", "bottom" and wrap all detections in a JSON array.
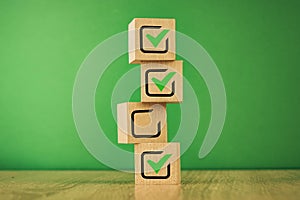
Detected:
[
  {"left": 147, "top": 154, "right": 172, "bottom": 174},
  {"left": 152, "top": 72, "right": 176, "bottom": 91},
  {"left": 146, "top": 29, "right": 170, "bottom": 48}
]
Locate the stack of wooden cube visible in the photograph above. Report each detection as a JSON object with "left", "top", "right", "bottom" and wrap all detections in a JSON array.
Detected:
[{"left": 117, "top": 18, "right": 182, "bottom": 184}]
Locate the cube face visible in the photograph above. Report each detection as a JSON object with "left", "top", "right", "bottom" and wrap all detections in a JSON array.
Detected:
[
  {"left": 141, "top": 61, "right": 183, "bottom": 103},
  {"left": 135, "top": 143, "right": 181, "bottom": 185},
  {"left": 117, "top": 102, "right": 167, "bottom": 144},
  {"left": 135, "top": 185, "right": 181, "bottom": 200},
  {"left": 128, "top": 18, "right": 175, "bottom": 64}
]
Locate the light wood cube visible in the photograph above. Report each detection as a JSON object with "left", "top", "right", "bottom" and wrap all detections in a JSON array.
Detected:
[
  {"left": 128, "top": 18, "right": 175, "bottom": 64},
  {"left": 117, "top": 102, "right": 167, "bottom": 144},
  {"left": 141, "top": 60, "right": 183, "bottom": 103},
  {"left": 135, "top": 143, "right": 181, "bottom": 184},
  {"left": 135, "top": 185, "right": 181, "bottom": 199}
]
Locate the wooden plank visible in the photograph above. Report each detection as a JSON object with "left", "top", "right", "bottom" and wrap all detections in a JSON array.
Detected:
[{"left": 0, "top": 170, "right": 299, "bottom": 200}]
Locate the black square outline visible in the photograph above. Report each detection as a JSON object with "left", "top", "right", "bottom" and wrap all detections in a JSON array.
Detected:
[
  {"left": 130, "top": 109, "right": 161, "bottom": 138},
  {"left": 141, "top": 151, "right": 171, "bottom": 179},
  {"left": 145, "top": 68, "right": 175, "bottom": 97},
  {"left": 139, "top": 26, "right": 169, "bottom": 53}
]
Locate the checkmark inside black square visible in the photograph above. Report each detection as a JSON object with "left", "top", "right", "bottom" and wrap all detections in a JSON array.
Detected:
[
  {"left": 145, "top": 68, "right": 175, "bottom": 97},
  {"left": 141, "top": 151, "right": 170, "bottom": 179},
  {"left": 140, "top": 26, "right": 169, "bottom": 53}
]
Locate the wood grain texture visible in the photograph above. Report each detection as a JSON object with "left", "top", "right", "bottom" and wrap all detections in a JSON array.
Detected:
[
  {"left": 135, "top": 143, "right": 181, "bottom": 185},
  {"left": 141, "top": 61, "right": 183, "bottom": 103},
  {"left": 117, "top": 102, "right": 167, "bottom": 144},
  {"left": 0, "top": 170, "right": 299, "bottom": 200},
  {"left": 128, "top": 18, "right": 176, "bottom": 64}
]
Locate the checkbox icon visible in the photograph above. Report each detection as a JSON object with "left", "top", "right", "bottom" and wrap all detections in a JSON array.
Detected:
[
  {"left": 140, "top": 26, "right": 170, "bottom": 53},
  {"left": 128, "top": 18, "right": 175, "bottom": 63},
  {"left": 117, "top": 102, "right": 167, "bottom": 144},
  {"left": 141, "top": 61, "right": 183, "bottom": 103},
  {"left": 135, "top": 143, "right": 181, "bottom": 184},
  {"left": 131, "top": 109, "right": 161, "bottom": 138},
  {"left": 145, "top": 68, "right": 176, "bottom": 97},
  {"left": 141, "top": 151, "right": 171, "bottom": 179}
]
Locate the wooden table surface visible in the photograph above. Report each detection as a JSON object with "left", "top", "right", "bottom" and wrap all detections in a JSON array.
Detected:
[{"left": 0, "top": 170, "right": 299, "bottom": 200}]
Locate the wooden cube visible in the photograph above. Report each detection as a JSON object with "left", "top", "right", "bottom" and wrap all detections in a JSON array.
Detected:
[
  {"left": 128, "top": 18, "right": 176, "bottom": 64},
  {"left": 117, "top": 102, "right": 167, "bottom": 144},
  {"left": 135, "top": 143, "right": 181, "bottom": 184},
  {"left": 141, "top": 60, "right": 183, "bottom": 103}
]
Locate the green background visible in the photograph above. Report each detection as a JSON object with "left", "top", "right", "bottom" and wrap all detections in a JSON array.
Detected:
[{"left": 0, "top": 0, "right": 299, "bottom": 170}]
